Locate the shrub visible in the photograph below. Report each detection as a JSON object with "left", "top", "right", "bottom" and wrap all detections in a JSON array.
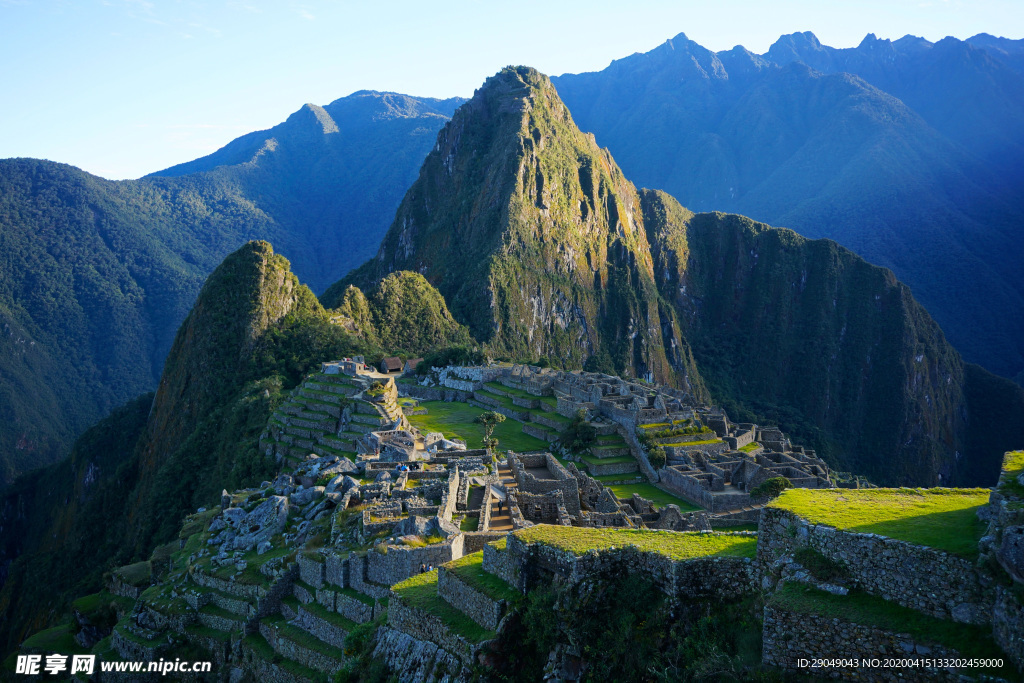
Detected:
[
  {"left": 559, "top": 409, "right": 597, "bottom": 455},
  {"left": 750, "top": 476, "right": 792, "bottom": 500},
  {"left": 647, "top": 445, "right": 667, "bottom": 469}
]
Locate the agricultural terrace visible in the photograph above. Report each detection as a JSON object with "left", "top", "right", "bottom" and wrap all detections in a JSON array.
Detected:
[
  {"left": 406, "top": 400, "right": 547, "bottom": 453},
  {"left": 514, "top": 525, "right": 757, "bottom": 561},
  {"left": 769, "top": 488, "right": 989, "bottom": 558}
]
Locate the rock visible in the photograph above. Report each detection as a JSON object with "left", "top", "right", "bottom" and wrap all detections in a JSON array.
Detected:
[
  {"left": 340, "top": 475, "right": 360, "bottom": 494},
  {"left": 324, "top": 475, "right": 346, "bottom": 494},
  {"left": 222, "top": 507, "right": 247, "bottom": 528},
  {"left": 376, "top": 471, "right": 392, "bottom": 483},
  {"left": 291, "top": 486, "right": 324, "bottom": 506},
  {"left": 221, "top": 490, "right": 232, "bottom": 509},
  {"left": 392, "top": 515, "right": 432, "bottom": 537},
  {"left": 231, "top": 496, "right": 289, "bottom": 551},
  {"left": 208, "top": 517, "right": 225, "bottom": 533},
  {"left": 257, "top": 540, "right": 272, "bottom": 555},
  {"left": 325, "top": 492, "right": 343, "bottom": 504}
]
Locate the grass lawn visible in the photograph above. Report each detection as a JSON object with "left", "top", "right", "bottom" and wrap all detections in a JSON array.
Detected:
[
  {"left": 21, "top": 623, "right": 89, "bottom": 655},
  {"left": 739, "top": 441, "right": 761, "bottom": 452},
  {"left": 770, "top": 583, "right": 1012, "bottom": 677},
  {"left": 662, "top": 438, "right": 722, "bottom": 447},
  {"left": 444, "top": 551, "right": 519, "bottom": 602},
  {"left": 407, "top": 401, "right": 547, "bottom": 452},
  {"left": 391, "top": 570, "right": 495, "bottom": 643},
  {"left": 606, "top": 482, "right": 702, "bottom": 512},
  {"left": 515, "top": 525, "right": 756, "bottom": 561},
  {"left": 998, "top": 450, "right": 1024, "bottom": 499},
  {"left": 770, "top": 488, "right": 990, "bottom": 559}
]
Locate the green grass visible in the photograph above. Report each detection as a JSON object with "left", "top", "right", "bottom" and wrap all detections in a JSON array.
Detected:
[
  {"left": 579, "top": 453, "right": 636, "bottom": 467},
  {"left": 298, "top": 599, "right": 360, "bottom": 632},
  {"left": 770, "top": 583, "right": 1013, "bottom": 677},
  {"left": 998, "top": 451, "right": 1024, "bottom": 498},
  {"left": 460, "top": 515, "right": 480, "bottom": 532},
  {"left": 514, "top": 525, "right": 756, "bottom": 561},
  {"left": 484, "top": 381, "right": 536, "bottom": 400},
  {"left": 770, "top": 488, "right": 990, "bottom": 559},
  {"left": 713, "top": 522, "right": 759, "bottom": 532},
  {"left": 242, "top": 633, "right": 325, "bottom": 681},
  {"left": 336, "top": 586, "right": 375, "bottom": 607},
  {"left": 114, "top": 560, "right": 152, "bottom": 587},
  {"left": 21, "top": 623, "right": 89, "bottom": 654},
  {"left": 72, "top": 591, "right": 134, "bottom": 616},
  {"left": 407, "top": 400, "right": 547, "bottom": 452},
  {"left": 662, "top": 438, "right": 722, "bottom": 447},
  {"left": 444, "top": 552, "right": 520, "bottom": 603},
  {"left": 264, "top": 615, "right": 347, "bottom": 661},
  {"left": 739, "top": 441, "right": 761, "bottom": 453},
  {"left": 391, "top": 570, "right": 495, "bottom": 643},
  {"left": 605, "top": 483, "right": 702, "bottom": 512}
]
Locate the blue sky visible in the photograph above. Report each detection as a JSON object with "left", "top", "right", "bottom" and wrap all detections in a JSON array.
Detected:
[{"left": 1, "top": 0, "right": 1021, "bottom": 179}]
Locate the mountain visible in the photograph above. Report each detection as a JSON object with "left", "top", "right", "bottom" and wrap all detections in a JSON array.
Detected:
[
  {"left": 550, "top": 33, "right": 1024, "bottom": 383},
  {"left": 150, "top": 91, "right": 465, "bottom": 293},
  {"left": 0, "top": 92, "right": 458, "bottom": 486},
  {"left": 328, "top": 67, "right": 707, "bottom": 396},
  {"left": 0, "top": 241, "right": 468, "bottom": 655},
  {"left": 328, "top": 66, "right": 1024, "bottom": 487}
]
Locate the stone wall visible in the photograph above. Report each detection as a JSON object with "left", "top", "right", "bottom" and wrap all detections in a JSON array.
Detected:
[
  {"left": 437, "top": 566, "right": 506, "bottom": 631},
  {"left": 347, "top": 554, "right": 392, "bottom": 600},
  {"left": 397, "top": 383, "right": 473, "bottom": 404},
  {"left": 758, "top": 507, "right": 992, "bottom": 624},
  {"left": 336, "top": 591, "right": 374, "bottom": 624},
  {"left": 295, "top": 603, "right": 348, "bottom": 649},
  {"left": 388, "top": 593, "right": 475, "bottom": 666},
  {"left": 658, "top": 467, "right": 714, "bottom": 509},
  {"left": 463, "top": 531, "right": 507, "bottom": 554},
  {"left": 762, "top": 605, "right": 962, "bottom": 682},
  {"left": 366, "top": 537, "right": 464, "bottom": 587},
  {"left": 482, "top": 540, "right": 522, "bottom": 591},
  {"left": 504, "top": 533, "right": 756, "bottom": 601}
]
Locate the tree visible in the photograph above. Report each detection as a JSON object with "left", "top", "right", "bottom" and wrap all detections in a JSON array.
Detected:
[
  {"left": 750, "top": 476, "right": 792, "bottom": 500},
  {"left": 476, "top": 411, "right": 506, "bottom": 450},
  {"left": 559, "top": 409, "right": 597, "bottom": 455}
]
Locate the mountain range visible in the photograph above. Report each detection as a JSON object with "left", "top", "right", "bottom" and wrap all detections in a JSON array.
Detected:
[
  {"left": 2, "top": 62, "right": 1023, "bottom": 662},
  {"left": 551, "top": 31, "right": 1024, "bottom": 384},
  {"left": 0, "top": 92, "right": 458, "bottom": 486},
  {"left": 1, "top": 30, "right": 1023, "bottom": 493}
]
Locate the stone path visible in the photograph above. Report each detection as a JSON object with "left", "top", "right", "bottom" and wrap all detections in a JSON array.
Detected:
[{"left": 487, "top": 463, "right": 517, "bottom": 531}]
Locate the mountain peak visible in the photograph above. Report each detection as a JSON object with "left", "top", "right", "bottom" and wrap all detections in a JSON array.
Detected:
[{"left": 328, "top": 67, "right": 704, "bottom": 387}]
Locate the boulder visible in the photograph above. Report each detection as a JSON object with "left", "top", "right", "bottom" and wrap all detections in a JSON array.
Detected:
[
  {"left": 232, "top": 496, "right": 289, "bottom": 551},
  {"left": 428, "top": 516, "right": 461, "bottom": 539},
  {"left": 257, "top": 540, "right": 273, "bottom": 556},
  {"left": 290, "top": 486, "right": 325, "bottom": 506},
  {"left": 375, "top": 471, "right": 392, "bottom": 483},
  {"left": 392, "top": 515, "right": 432, "bottom": 537},
  {"left": 222, "top": 507, "right": 247, "bottom": 528}
]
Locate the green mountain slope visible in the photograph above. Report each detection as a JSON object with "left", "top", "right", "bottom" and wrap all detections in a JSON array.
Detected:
[
  {"left": 0, "top": 241, "right": 473, "bottom": 656},
  {"left": 551, "top": 33, "right": 1024, "bottom": 382},
  {"left": 328, "top": 67, "right": 706, "bottom": 394},
  {"left": 329, "top": 66, "right": 1023, "bottom": 487},
  {"left": 0, "top": 92, "right": 457, "bottom": 485},
  {"left": 642, "top": 193, "right": 1022, "bottom": 484}
]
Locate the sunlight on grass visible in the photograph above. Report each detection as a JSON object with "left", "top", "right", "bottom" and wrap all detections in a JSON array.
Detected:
[
  {"left": 770, "top": 488, "right": 989, "bottom": 558},
  {"left": 407, "top": 400, "right": 548, "bottom": 452},
  {"left": 515, "top": 525, "right": 755, "bottom": 561}
]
